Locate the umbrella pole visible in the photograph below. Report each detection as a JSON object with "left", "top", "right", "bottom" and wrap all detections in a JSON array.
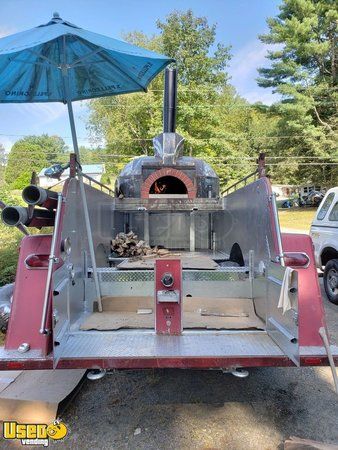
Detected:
[{"left": 66, "top": 99, "right": 103, "bottom": 312}]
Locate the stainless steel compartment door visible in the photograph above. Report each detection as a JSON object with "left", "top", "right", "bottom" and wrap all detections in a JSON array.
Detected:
[{"left": 149, "top": 212, "right": 190, "bottom": 249}]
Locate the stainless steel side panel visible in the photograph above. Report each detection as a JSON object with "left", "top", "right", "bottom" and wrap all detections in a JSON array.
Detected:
[
  {"left": 53, "top": 179, "right": 115, "bottom": 362},
  {"left": 266, "top": 262, "right": 299, "bottom": 366},
  {"left": 221, "top": 179, "right": 300, "bottom": 365},
  {"left": 218, "top": 178, "right": 278, "bottom": 264}
]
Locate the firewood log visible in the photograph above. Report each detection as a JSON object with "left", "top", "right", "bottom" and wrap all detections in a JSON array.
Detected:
[{"left": 111, "top": 231, "right": 171, "bottom": 258}]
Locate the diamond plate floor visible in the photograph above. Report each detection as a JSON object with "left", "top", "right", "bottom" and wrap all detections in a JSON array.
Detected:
[{"left": 61, "top": 331, "right": 284, "bottom": 358}]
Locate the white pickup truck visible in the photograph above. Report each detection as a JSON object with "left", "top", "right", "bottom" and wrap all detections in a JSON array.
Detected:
[{"left": 310, "top": 187, "right": 338, "bottom": 304}]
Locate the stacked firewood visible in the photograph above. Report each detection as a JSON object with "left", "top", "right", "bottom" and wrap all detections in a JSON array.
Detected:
[{"left": 111, "top": 231, "right": 171, "bottom": 258}]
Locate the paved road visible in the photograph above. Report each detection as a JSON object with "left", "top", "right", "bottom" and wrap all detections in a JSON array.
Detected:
[{"left": 58, "top": 280, "right": 338, "bottom": 450}]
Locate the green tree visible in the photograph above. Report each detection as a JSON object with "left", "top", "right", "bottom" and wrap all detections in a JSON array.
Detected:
[
  {"left": 157, "top": 10, "right": 230, "bottom": 87},
  {"left": 258, "top": 0, "right": 337, "bottom": 185},
  {"left": 0, "top": 143, "right": 6, "bottom": 166},
  {"left": 0, "top": 143, "right": 6, "bottom": 185},
  {"left": 5, "top": 134, "right": 68, "bottom": 189},
  {"left": 88, "top": 10, "right": 278, "bottom": 186}
]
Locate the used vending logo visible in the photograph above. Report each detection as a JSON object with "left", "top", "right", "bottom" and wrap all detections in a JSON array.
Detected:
[{"left": 2, "top": 419, "right": 68, "bottom": 446}]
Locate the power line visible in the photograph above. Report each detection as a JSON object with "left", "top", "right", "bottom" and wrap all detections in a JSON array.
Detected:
[
  {"left": 125, "top": 87, "right": 338, "bottom": 95},
  {"left": 5, "top": 153, "right": 338, "bottom": 161},
  {"left": 72, "top": 156, "right": 338, "bottom": 162},
  {"left": 0, "top": 133, "right": 95, "bottom": 142},
  {"left": 5, "top": 158, "right": 338, "bottom": 167},
  {"left": 85, "top": 103, "right": 338, "bottom": 108},
  {"left": 0, "top": 133, "right": 336, "bottom": 141}
]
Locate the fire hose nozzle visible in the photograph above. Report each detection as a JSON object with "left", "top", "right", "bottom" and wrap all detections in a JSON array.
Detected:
[
  {"left": 1, "top": 205, "right": 55, "bottom": 227},
  {"left": 22, "top": 185, "right": 58, "bottom": 209},
  {"left": 1, "top": 206, "right": 29, "bottom": 227}
]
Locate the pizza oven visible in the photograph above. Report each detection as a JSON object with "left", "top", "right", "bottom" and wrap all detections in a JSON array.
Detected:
[
  {"left": 113, "top": 68, "right": 222, "bottom": 250},
  {"left": 115, "top": 68, "right": 219, "bottom": 201}
]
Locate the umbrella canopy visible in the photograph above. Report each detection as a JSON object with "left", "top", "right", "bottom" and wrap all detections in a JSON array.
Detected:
[
  {"left": 0, "top": 12, "right": 174, "bottom": 103},
  {"left": 0, "top": 13, "right": 174, "bottom": 319}
]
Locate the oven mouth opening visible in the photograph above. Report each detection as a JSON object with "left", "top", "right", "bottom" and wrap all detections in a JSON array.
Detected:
[{"left": 149, "top": 175, "right": 188, "bottom": 197}]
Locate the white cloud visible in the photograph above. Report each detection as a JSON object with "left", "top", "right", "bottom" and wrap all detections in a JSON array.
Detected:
[
  {"left": 0, "top": 26, "right": 16, "bottom": 38},
  {"left": 241, "top": 90, "right": 279, "bottom": 106},
  {"left": 229, "top": 40, "right": 280, "bottom": 105},
  {"left": 18, "top": 103, "right": 68, "bottom": 124},
  {"left": 0, "top": 100, "right": 92, "bottom": 152},
  {"left": 230, "top": 41, "right": 268, "bottom": 83},
  {"left": 7, "top": 100, "right": 89, "bottom": 128},
  {"left": 0, "top": 136, "right": 14, "bottom": 152}
]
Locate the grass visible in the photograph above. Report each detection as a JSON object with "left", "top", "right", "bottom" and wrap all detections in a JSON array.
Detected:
[
  {"left": 0, "top": 184, "right": 25, "bottom": 286},
  {"left": 0, "top": 333, "right": 4, "bottom": 346},
  {"left": 278, "top": 207, "right": 317, "bottom": 232},
  {"left": 0, "top": 222, "right": 22, "bottom": 286}
]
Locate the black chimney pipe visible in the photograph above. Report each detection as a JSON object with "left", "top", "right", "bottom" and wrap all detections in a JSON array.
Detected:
[{"left": 163, "top": 68, "right": 177, "bottom": 133}]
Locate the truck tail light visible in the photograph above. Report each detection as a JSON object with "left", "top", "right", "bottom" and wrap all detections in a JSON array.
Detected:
[
  {"left": 25, "top": 254, "right": 49, "bottom": 269},
  {"left": 284, "top": 252, "right": 310, "bottom": 268},
  {"left": 303, "top": 357, "right": 322, "bottom": 365}
]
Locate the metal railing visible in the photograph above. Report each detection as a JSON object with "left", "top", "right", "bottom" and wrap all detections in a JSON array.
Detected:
[
  {"left": 39, "top": 193, "right": 63, "bottom": 334},
  {"left": 270, "top": 192, "right": 285, "bottom": 267},
  {"left": 45, "top": 171, "right": 114, "bottom": 196},
  {"left": 80, "top": 172, "right": 114, "bottom": 196},
  {"left": 221, "top": 170, "right": 259, "bottom": 196}
]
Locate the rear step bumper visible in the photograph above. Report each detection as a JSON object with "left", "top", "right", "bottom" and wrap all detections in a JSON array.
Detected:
[{"left": 0, "top": 331, "right": 337, "bottom": 370}]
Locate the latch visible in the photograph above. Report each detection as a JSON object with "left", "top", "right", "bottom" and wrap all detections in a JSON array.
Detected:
[{"left": 155, "top": 259, "right": 182, "bottom": 335}]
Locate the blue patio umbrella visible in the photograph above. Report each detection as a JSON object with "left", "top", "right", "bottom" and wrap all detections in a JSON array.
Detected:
[
  {"left": 0, "top": 13, "right": 173, "bottom": 102},
  {"left": 0, "top": 12, "right": 173, "bottom": 152},
  {"left": 0, "top": 13, "right": 174, "bottom": 318}
]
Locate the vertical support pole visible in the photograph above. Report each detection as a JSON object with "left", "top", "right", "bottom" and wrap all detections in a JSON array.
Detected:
[
  {"left": 190, "top": 210, "right": 196, "bottom": 252},
  {"left": 69, "top": 153, "right": 77, "bottom": 178},
  {"left": 257, "top": 152, "right": 266, "bottom": 178},
  {"left": 212, "top": 232, "right": 216, "bottom": 253},
  {"left": 249, "top": 250, "right": 254, "bottom": 299},
  {"left": 270, "top": 192, "right": 285, "bottom": 267},
  {"left": 40, "top": 193, "right": 63, "bottom": 334},
  {"left": 66, "top": 99, "right": 102, "bottom": 311},
  {"left": 61, "top": 35, "right": 102, "bottom": 310},
  {"left": 144, "top": 211, "right": 149, "bottom": 244}
]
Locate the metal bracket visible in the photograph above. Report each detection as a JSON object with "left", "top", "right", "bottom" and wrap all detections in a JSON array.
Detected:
[
  {"left": 222, "top": 367, "right": 249, "bottom": 378},
  {"left": 270, "top": 193, "right": 285, "bottom": 267},
  {"left": 39, "top": 193, "right": 63, "bottom": 334},
  {"left": 319, "top": 327, "right": 338, "bottom": 394},
  {"left": 87, "top": 368, "right": 106, "bottom": 381},
  {"left": 157, "top": 290, "right": 180, "bottom": 303},
  {"left": 249, "top": 250, "right": 254, "bottom": 298}
]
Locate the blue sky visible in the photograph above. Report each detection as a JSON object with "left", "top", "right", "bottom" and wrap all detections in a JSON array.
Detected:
[{"left": 0, "top": 0, "right": 281, "bottom": 151}]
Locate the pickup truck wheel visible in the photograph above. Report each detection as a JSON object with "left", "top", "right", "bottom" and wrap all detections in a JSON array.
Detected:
[{"left": 324, "top": 259, "right": 338, "bottom": 305}]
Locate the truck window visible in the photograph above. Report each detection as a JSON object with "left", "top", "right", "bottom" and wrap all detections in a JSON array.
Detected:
[
  {"left": 317, "top": 193, "right": 334, "bottom": 220},
  {"left": 328, "top": 201, "right": 338, "bottom": 221}
]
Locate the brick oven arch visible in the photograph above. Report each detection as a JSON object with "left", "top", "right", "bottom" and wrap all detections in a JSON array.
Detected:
[{"left": 141, "top": 168, "right": 197, "bottom": 199}]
